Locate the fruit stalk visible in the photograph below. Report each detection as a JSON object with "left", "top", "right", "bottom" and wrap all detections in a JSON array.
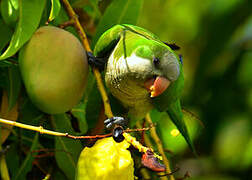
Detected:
[
  {"left": 0, "top": 118, "right": 150, "bottom": 140},
  {"left": 0, "top": 118, "right": 112, "bottom": 139}
]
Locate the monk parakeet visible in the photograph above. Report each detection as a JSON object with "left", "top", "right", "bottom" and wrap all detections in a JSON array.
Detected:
[{"left": 88, "top": 24, "right": 195, "bottom": 153}]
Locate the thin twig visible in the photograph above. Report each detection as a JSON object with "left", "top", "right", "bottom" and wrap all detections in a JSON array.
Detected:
[
  {"left": 157, "top": 167, "right": 180, "bottom": 177},
  {"left": 136, "top": 121, "right": 153, "bottom": 150},
  {"left": 125, "top": 125, "right": 153, "bottom": 133},
  {"left": 145, "top": 113, "right": 175, "bottom": 180},
  {"left": 93, "top": 69, "right": 114, "bottom": 118},
  {"left": 0, "top": 118, "right": 65, "bottom": 136},
  {"left": 0, "top": 118, "right": 110, "bottom": 139},
  {"left": 137, "top": 121, "right": 169, "bottom": 180},
  {"left": 42, "top": 167, "right": 53, "bottom": 180},
  {"left": 58, "top": 19, "right": 75, "bottom": 28},
  {"left": 61, "top": 0, "right": 91, "bottom": 51},
  {"left": 42, "top": 174, "right": 51, "bottom": 180},
  {"left": 6, "top": 59, "right": 18, "bottom": 65},
  {"left": 136, "top": 121, "right": 152, "bottom": 179},
  {"left": 175, "top": 171, "right": 190, "bottom": 180},
  {"left": 0, "top": 118, "right": 150, "bottom": 140}
]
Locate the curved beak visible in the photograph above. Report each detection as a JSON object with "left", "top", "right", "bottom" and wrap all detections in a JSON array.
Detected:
[{"left": 144, "top": 76, "right": 171, "bottom": 97}]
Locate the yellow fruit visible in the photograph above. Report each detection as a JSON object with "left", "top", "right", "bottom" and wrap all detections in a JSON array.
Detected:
[
  {"left": 19, "top": 26, "right": 88, "bottom": 114},
  {"left": 76, "top": 137, "right": 134, "bottom": 180}
]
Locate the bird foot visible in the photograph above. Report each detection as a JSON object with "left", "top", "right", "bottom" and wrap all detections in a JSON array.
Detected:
[
  {"left": 104, "top": 116, "right": 128, "bottom": 129},
  {"left": 87, "top": 52, "right": 106, "bottom": 71}
]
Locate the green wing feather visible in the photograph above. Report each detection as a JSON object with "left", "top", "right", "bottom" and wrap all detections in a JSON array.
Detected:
[{"left": 94, "top": 25, "right": 124, "bottom": 57}]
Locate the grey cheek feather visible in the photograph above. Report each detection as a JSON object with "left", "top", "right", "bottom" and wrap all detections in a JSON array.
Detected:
[{"left": 161, "top": 52, "right": 180, "bottom": 82}]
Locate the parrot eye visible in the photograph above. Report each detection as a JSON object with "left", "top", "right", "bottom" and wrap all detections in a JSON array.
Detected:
[{"left": 153, "top": 57, "right": 160, "bottom": 66}]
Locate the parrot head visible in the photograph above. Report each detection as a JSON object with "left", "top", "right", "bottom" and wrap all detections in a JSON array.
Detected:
[
  {"left": 142, "top": 45, "right": 181, "bottom": 98},
  {"left": 122, "top": 39, "right": 181, "bottom": 98},
  {"left": 105, "top": 35, "right": 182, "bottom": 116}
]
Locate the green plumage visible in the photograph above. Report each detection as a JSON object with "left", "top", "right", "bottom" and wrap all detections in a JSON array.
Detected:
[{"left": 93, "top": 24, "right": 195, "bottom": 154}]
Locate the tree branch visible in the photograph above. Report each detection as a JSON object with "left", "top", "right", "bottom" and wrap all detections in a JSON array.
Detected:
[{"left": 60, "top": 0, "right": 113, "bottom": 118}]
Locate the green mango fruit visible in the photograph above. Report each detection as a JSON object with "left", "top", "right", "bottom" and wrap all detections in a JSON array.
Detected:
[{"left": 19, "top": 26, "right": 88, "bottom": 114}]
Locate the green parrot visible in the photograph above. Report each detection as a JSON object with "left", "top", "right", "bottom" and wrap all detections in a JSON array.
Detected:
[{"left": 89, "top": 24, "right": 195, "bottom": 154}]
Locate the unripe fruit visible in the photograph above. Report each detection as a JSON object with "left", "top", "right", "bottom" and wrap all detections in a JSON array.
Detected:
[
  {"left": 19, "top": 26, "right": 88, "bottom": 114},
  {"left": 76, "top": 137, "right": 134, "bottom": 180}
]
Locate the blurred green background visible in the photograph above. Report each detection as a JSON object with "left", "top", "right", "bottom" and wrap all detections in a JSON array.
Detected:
[{"left": 137, "top": 0, "right": 252, "bottom": 179}]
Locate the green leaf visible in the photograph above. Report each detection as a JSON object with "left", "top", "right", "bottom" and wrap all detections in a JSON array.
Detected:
[
  {"left": 6, "top": 143, "right": 20, "bottom": 178},
  {"left": 50, "top": 4, "right": 77, "bottom": 36},
  {"left": 83, "top": 71, "right": 102, "bottom": 129},
  {"left": 71, "top": 102, "right": 88, "bottom": 134},
  {"left": 51, "top": 5, "right": 68, "bottom": 25},
  {"left": 10, "top": 0, "right": 18, "bottom": 10},
  {"left": 18, "top": 97, "right": 43, "bottom": 125},
  {"left": 0, "top": 61, "right": 13, "bottom": 67},
  {"left": 91, "top": 0, "right": 143, "bottom": 48},
  {"left": 88, "top": 0, "right": 101, "bottom": 18},
  {"left": 52, "top": 170, "right": 68, "bottom": 180},
  {"left": 52, "top": 114, "right": 83, "bottom": 180},
  {"left": 14, "top": 133, "right": 39, "bottom": 180},
  {"left": 85, "top": 83, "right": 102, "bottom": 129},
  {"left": 0, "top": 19, "right": 13, "bottom": 53},
  {"left": 0, "top": 0, "right": 19, "bottom": 27},
  {"left": 6, "top": 65, "right": 21, "bottom": 110},
  {"left": 0, "top": 68, "right": 7, "bottom": 88},
  {"left": 0, "top": 0, "right": 46, "bottom": 60},
  {"left": 49, "top": 0, "right": 61, "bottom": 22},
  {"left": 0, "top": 145, "right": 10, "bottom": 180}
]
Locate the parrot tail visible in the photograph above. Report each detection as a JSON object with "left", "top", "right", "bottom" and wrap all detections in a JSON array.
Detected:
[{"left": 166, "top": 100, "right": 197, "bottom": 156}]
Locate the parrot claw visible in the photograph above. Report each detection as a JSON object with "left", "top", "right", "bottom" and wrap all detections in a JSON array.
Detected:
[
  {"left": 87, "top": 52, "right": 106, "bottom": 71},
  {"left": 112, "top": 126, "right": 125, "bottom": 142},
  {"left": 104, "top": 117, "right": 128, "bottom": 129}
]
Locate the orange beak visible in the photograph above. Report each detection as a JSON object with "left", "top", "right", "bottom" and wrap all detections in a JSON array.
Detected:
[{"left": 144, "top": 76, "right": 171, "bottom": 97}]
